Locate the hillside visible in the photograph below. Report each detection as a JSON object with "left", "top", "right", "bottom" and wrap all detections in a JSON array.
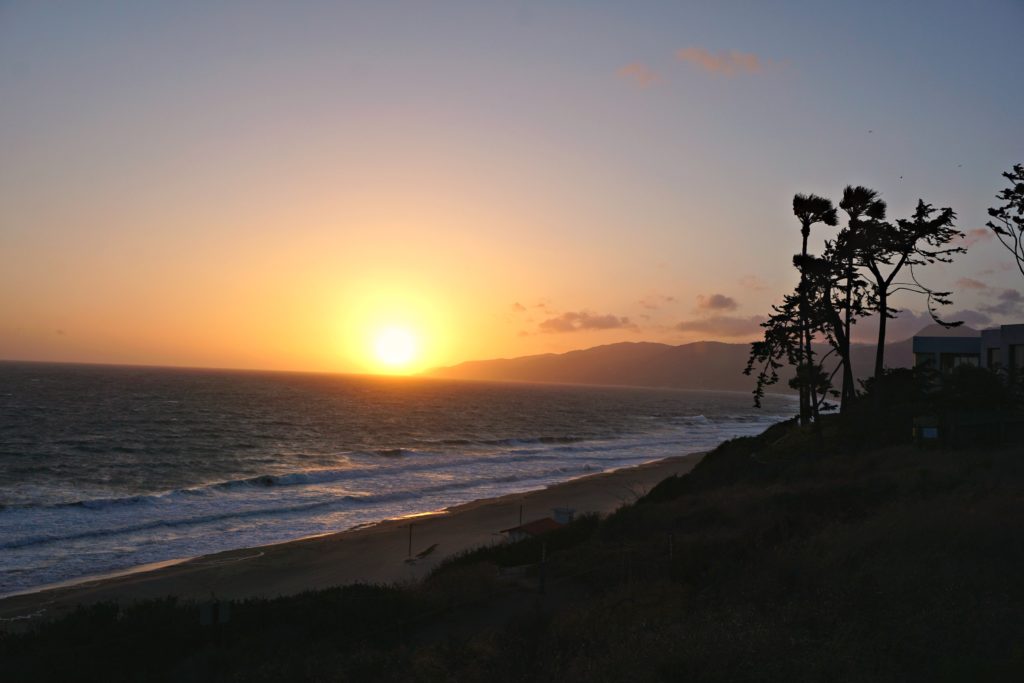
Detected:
[
  {"left": 427, "top": 332, "right": 939, "bottom": 392},
  {"left": 7, "top": 410, "right": 1023, "bottom": 681}
]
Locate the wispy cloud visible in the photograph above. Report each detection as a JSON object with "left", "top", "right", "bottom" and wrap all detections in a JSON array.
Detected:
[
  {"left": 979, "top": 262, "right": 1018, "bottom": 275},
  {"left": 538, "top": 310, "right": 635, "bottom": 333},
  {"left": 955, "top": 277, "right": 988, "bottom": 290},
  {"left": 616, "top": 62, "right": 661, "bottom": 87},
  {"left": 676, "top": 47, "right": 772, "bottom": 76},
  {"left": 738, "top": 275, "right": 768, "bottom": 291},
  {"left": 675, "top": 314, "right": 762, "bottom": 338},
  {"left": 638, "top": 294, "right": 677, "bottom": 310},
  {"left": 980, "top": 288, "right": 1024, "bottom": 316},
  {"left": 958, "top": 227, "right": 993, "bottom": 248},
  {"left": 696, "top": 293, "right": 738, "bottom": 311},
  {"left": 850, "top": 308, "right": 991, "bottom": 343},
  {"left": 511, "top": 302, "right": 527, "bottom": 313}
]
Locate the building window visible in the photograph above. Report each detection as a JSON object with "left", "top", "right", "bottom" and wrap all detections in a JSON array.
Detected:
[
  {"left": 1012, "top": 345, "right": 1024, "bottom": 372},
  {"left": 987, "top": 348, "right": 1001, "bottom": 368},
  {"left": 915, "top": 353, "right": 936, "bottom": 368},
  {"left": 940, "top": 353, "right": 979, "bottom": 372}
]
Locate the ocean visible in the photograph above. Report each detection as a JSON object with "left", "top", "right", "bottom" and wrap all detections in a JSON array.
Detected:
[{"left": 0, "top": 362, "right": 795, "bottom": 597}]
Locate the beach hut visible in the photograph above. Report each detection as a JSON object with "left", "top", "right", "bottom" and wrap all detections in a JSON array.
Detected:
[{"left": 500, "top": 517, "right": 564, "bottom": 543}]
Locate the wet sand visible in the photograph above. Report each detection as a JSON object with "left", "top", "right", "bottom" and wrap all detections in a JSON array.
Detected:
[{"left": 0, "top": 452, "right": 703, "bottom": 624}]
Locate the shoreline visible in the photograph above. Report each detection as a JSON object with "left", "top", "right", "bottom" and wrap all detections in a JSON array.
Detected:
[{"left": 0, "top": 452, "right": 705, "bottom": 625}]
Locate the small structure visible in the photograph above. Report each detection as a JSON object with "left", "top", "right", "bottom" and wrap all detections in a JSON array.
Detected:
[
  {"left": 500, "top": 517, "right": 564, "bottom": 543},
  {"left": 912, "top": 415, "right": 940, "bottom": 447},
  {"left": 552, "top": 507, "right": 576, "bottom": 525}
]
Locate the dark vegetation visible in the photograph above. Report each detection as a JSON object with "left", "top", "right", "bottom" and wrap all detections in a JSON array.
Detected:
[
  {"left": 4, "top": 375, "right": 1023, "bottom": 682},
  {"left": 987, "top": 163, "right": 1024, "bottom": 278}
]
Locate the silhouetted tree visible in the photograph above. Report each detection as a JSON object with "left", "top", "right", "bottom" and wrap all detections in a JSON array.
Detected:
[
  {"left": 748, "top": 183, "right": 965, "bottom": 415},
  {"left": 860, "top": 200, "right": 964, "bottom": 377},
  {"left": 746, "top": 288, "right": 826, "bottom": 412},
  {"left": 987, "top": 163, "right": 1024, "bottom": 278},
  {"left": 792, "top": 194, "right": 838, "bottom": 425},
  {"left": 836, "top": 186, "right": 885, "bottom": 404},
  {"left": 799, "top": 248, "right": 869, "bottom": 410}
]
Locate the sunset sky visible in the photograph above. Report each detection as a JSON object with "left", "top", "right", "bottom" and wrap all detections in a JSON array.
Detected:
[{"left": 2, "top": 1, "right": 1023, "bottom": 374}]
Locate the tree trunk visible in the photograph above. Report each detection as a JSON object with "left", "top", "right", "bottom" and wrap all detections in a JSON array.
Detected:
[
  {"left": 874, "top": 290, "right": 887, "bottom": 378},
  {"left": 842, "top": 258, "right": 856, "bottom": 407},
  {"left": 798, "top": 225, "right": 812, "bottom": 427}
]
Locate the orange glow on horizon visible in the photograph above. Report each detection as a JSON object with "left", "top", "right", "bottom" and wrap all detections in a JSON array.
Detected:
[
  {"left": 372, "top": 326, "right": 418, "bottom": 371},
  {"left": 336, "top": 283, "right": 452, "bottom": 375}
]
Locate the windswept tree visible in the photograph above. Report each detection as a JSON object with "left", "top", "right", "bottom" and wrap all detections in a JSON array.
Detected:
[
  {"left": 860, "top": 199, "right": 964, "bottom": 377},
  {"left": 801, "top": 244, "right": 870, "bottom": 409},
  {"left": 747, "top": 182, "right": 966, "bottom": 417},
  {"left": 745, "top": 287, "right": 832, "bottom": 417},
  {"left": 836, "top": 186, "right": 885, "bottom": 401},
  {"left": 792, "top": 194, "right": 838, "bottom": 424},
  {"left": 987, "top": 163, "right": 1024, "bottom": 278}
]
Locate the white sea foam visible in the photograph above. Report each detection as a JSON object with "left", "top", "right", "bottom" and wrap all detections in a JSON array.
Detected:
[{"left": 0, "top": 414, "right": 788, "bottom": 595}]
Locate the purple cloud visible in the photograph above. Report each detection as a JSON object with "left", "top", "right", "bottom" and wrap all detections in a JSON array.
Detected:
[
  {"left": 538, "top": 311, "right": 635, "bottom": 333},
  {"left": 676, "top": 47, "right": 773, "bottom": 76},
  {"left": 675, "top": 315, "right": 762, "bottom": 338},
  {"left": 696, "top": 293, "right": 739, "bottom": 311},
  {"left": 617, "top": 62, "right": 661, "bottom": 87},
  {"left": 955, "top": 277, "right": 988, "bottom": 290}
]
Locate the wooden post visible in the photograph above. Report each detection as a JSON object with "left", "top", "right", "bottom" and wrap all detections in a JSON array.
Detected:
[
  {"left": 407, "top": 523, "right": 413, "bottom": 558},
  {"left": 668, "top": 533, "right": 675, "bottom": 580},
  {"left": 539, "top": 541, "right": 547, "bottom": 595},
  {"left": 519, "top": 504, "right": 523, "bottom": 526}
]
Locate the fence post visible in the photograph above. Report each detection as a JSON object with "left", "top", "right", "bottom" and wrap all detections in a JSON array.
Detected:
[{"left": 539, "top": 542, "right": 547, "bottom": 595}]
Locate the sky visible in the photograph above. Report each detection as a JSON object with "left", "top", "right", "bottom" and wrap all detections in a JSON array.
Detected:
[{"left": 2, "top": 1, "right": 1023, "bottom": 374}]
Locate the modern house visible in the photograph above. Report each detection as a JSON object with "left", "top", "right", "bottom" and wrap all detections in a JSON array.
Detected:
[
  {"left": 980, "top": 324, "right": 1024, "bottom": 372},
  {"left": 913, "top": 323, "right": 1024, "bottom": 375},
  {"left": 912, "top": 335, "right": 980, "bottom": 372}
]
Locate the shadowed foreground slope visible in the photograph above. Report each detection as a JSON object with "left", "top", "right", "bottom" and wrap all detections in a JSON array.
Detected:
[{"left": 4, "top": 412, "right": 1023, "bottom": 681}]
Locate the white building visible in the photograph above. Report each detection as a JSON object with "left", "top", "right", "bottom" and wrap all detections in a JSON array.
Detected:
[
  {"left": 913, "top": 324, "right": 1024, "bottom": 375},
  {"left": 979, "top": 324, "right": 1024, "bottom": 372}
]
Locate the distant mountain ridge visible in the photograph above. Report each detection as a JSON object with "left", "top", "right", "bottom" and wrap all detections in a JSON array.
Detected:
[{"left": 426, "top": 327, "right": 973, "bottom": 392}]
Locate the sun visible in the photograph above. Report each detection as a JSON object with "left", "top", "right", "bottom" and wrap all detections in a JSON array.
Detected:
[{"left": 373, "top": 326, "right": 418, "bottom": 370}]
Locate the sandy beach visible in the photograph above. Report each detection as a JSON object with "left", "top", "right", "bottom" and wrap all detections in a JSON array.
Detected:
[{"left": 0, "top": 452, "right": 703, "bottom": 625}]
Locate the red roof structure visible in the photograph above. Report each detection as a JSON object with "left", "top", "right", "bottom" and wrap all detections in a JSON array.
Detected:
[{"left": 500, "top": 517, "right": 564, "bottom": 537}]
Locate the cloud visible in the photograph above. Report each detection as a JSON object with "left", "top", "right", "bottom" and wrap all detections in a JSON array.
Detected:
[
  {"left": 538, "top": 311, "right": 635, "bottom": 333},
  {"left": 959, "top": 227, "right": 993, "bottom": 248},
  {"left": 739, "top": 275, "right": 768, "bottom": 291},
  {"left": 696, "top": 293, "right": 738, "bottom": 311},
  {"left": 511, "top": 302, "right": 527, "bottom": 313},
  {"left": 950, "top": 309, "right": 994, "bottom": 328},
  {"left": 638, "top": 294, "right": 677, "bottom": 310},
  {"left": 676, "top": 47, "right": 771, "bottom": 76},
  {"left": 955, "top": 277, "right": 988, "bottom": 290},
  {"left": 979, "top": 263, "right": 1017, "bottom": 275},
  {"left": 616, "top": 62, "right": 661, "bottom": 87},
  {"left": 675, "top": 315, "right": 763, "bottom": 338},
  {"left": 849, "top": 308, "right": 992, "bottom": 343},
  {"left": 981, "top": 288, "right": 1024, "bottom": 316}
]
